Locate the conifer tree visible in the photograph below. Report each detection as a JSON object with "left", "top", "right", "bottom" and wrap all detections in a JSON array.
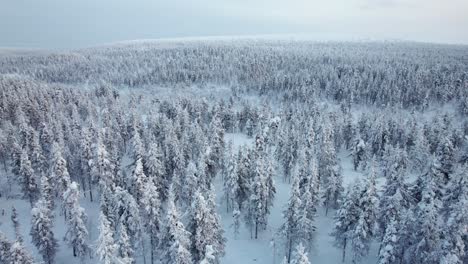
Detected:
[
  {"left": 50, "top": 142, "right": 71, "bottom": 197},
  {"left": 96, "top": 211, "right": 118, "bottom": 264},
  {"left": 408, "top": 169, "right": 442, "bottom": 264},
  {"left": 410, "top": 127, "right": 431, "bottom": 172},
  {"left": 209, "top": 112, "right": 225, "bottom": 176},
  {"left": 278, "top": 174, "right": 302, "bottom": 263},
  {"left": 189, "top": 190, "right": 225, "bottom": 263},
  {"left": 117, "top": 225, "right": 134, "bottom": 264},
  {"left": 19, "top": 148, "right": 39, "bottom": 206},
  {"left": 331, "top": 181, "right": 361, "bottom": 262},
  {"left": 249, "top": 151, "right": 275, "bottom": 239},
  {"left": 30, "top": 131, "right": 47, "bottom": 176},
  {"left": 235, "top": 146, "right": 252, "bottom": 210},
  {"left": 436, "top": 135, "right": 455, "bottom": 178},
  {"left": 9, "top": 241, "right": 35, "bottom": 264},
  {"left": 351, "top": 136, "right": 367, "bottom": 171},
  {"left": 377, "top": 218, "right": 400, "bottom": 264},
  {"left": 141, "top": 177, "right": 161, "bottom": 264},
  {"left": 11, "top": 206, "right": 23, "bottom": 243},
  {"left": 94, "top": 136, "right": 115, "bottom": 189},
  {"left": 200, "top": 245, "right": 216, "bottom": 264},
  {"left": 438, "top": 167, "right": 468, "bottom": 264},
  {"left": 112, "top": 187, "right": 142, "bottom": 250},
  {"left": 232, "top": 207, "right": 241, "bottom": 239},
  {"left": 378, "top": 154, "right": 412, "bottom": 236},
  {"left": 159, "top": 192, "right": 193, "bottom": 264},
  {"left": 205, "top": 187, "right": 226, "bottom": 261},
  {"left": 80, "top": 127, "right": 95, "bottom": 202},
  {"left": 30, "top": 199, "right": 58, "bottom": 264},
  {"left": 351, "top": 160, "right": 379, "bottom": 263},
  {"left": 182, "top": 161, "right": 199, "bottom": 206},
  {"left": 145, "top": 142, "right": 166, "bottom": 199},
  {"left": 223, "top": 148, "right": 239, "bottom": 212},
  {"left": 63, "top": 182, "right": 90, "bottom": 259},
  {"left": 40, "top": 173, "right": 55, "bottom": 214},
  {"left": 291, "top": 243, "right": 311, "bottom": 264},
  {"left": 0, "top": 232, "right": 12, "bottom": 263},
  {"left": 130, "top": 158, "right": 147, "bottom": 203},
  {"left": 320, "top": 123, "right": 343, "bottom": 215},
  {"left": 130, "top": 126, "right": 144, "bottom": 162}
]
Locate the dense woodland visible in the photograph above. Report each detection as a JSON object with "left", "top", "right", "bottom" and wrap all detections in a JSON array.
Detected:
[{"left": 0, "top": 40, "right": 467, "bottom": 264}]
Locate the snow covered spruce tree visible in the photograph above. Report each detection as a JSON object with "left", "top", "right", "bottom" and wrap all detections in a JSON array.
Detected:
[
  {"left": 223, "top": 147, "right": 239, "bottom": 213},
  {"left": 278, "top": 172, "right": 302, "bottom": 263},
  {"left": 290, "top": 243, "right": 311, "bottom": 264},
  {"left": 30, "top": 199, "right": 58, "bottom": 264},
  {"left": 18, "top": 148, "right": 39, "bottom": 206},
  {"left": 144, "top": 142, "right": 166, "bottom": 199},
  {"left": 296, "top": 147, "right": 319, "bottom": 217},
  {"left": 11, "top": 206, "right": 23, "bottom": 243},
  {"left": 9, "top": 240, "right": 36, "bottom": 264},
  {"left": 94, "top": 134, "right": 116, "bottom": 190},
  {"left": 297, "top": 158, "right": 319, "bottom": 248},
  {"left": 277, "top": 125, "right": 297, "bottom": 182},
  {"left": 208, "top": 111, "right": 225, "bottom": 180},
  {"left": 50, "top": 141, "right": 71, "bottom": 199},
  {"left": 181, "top": 161, "right": 199, "bottom": 207},
  {"left": 200, "top": 245, "right": 216, "bottom": 264},
  {"left": 117, "top": 224, "right": 134, "bottom": 264},
  {"left": 438, "top": 165, "right": 468, "bottom": 264},
  {"left": 231, "top": 206, "right": 241, "bottom": 239},
  {"left": 409, "top": 127, "right": 431, "bottom": 172},
  {"left": 96, "top": 211, "right": 118, "bottom": 264},
  {"left": 189, "top": 190, "right": 225, "bottom": 263},
  {"left": 235, "top": 145, "right": 252, "bottom": 211},
  {"left": 407, "top": 166, "right": 442, "bottom": 264},
  {"left": 80, "top": 127, "right": 95, "bottom": 202},
  {"left": 111, "top": 187, "right": 142, "bottom": 257},
  {"left": 1, "top": 231, "right": 35, "bottom": 264},
  {"left": 378, "top": 150, "right": 412, "bottom": 242},
  {"left": 0, "top": 232, "right": 12, "bottom": 263},
  {"left": 331, "top": 180, "right": 362, "bottom": 262},
  {"left": 140, "top": 174, "right": 162, "bottom": 264},
  {"left": 159, "top": 191, "right": 193, "bottom": 264},
  {"left": 247, "top": 137, "right": 276, "bottom": 239},
  {"left": 320, "top": 121, "right": 343, "bottom": 215},
  {"left": 377, "top": 218, "right": 400, "bottom": 264},
  {"left": 63, "top": 182, "right": 90, "bottom": 260},
  {"left": 351, "top": 159, "right": 379, "bottom": 263},
  {"left": 130, "top": 157, "right": 147, "bottom": 204},
  {"left": 351, "top": 135, "right": 367, "bottom": 171}
]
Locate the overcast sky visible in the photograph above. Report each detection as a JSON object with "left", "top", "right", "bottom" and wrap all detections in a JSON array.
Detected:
[{"left": 1, "top": 0, "right": 467, "bottom": 49}]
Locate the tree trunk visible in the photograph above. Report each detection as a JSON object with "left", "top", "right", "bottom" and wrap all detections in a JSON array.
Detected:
[
  {"left": 325, "top": 193, "right": 330, "bottom": 216},
  {"left": 342, "top": 238, "right": 347, "bottom": 262},
  {"left": 150, "top": 235, "right": 155, "bottom": 264},
  {"left": 87, "top": 177, "right": 93, "bottom": 202},
  {"left": 255, "top": 221, "right": 258, "bottom": 239},
  {"left": 2, "top": 157, "right": 7, "bottom": 173},
  {"left": 226, "top": 195, "right": 230, "bottom": 213},
  {"left": 142, "top": 238, "right": 147, "bottom": 264},
  {"left": 80, "top": 177, "right": 87, "bottom": 198}
]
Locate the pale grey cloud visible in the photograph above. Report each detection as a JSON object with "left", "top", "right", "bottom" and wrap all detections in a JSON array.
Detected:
[{"left": 0, "top": 0, "right": 466, "bottom": 49}]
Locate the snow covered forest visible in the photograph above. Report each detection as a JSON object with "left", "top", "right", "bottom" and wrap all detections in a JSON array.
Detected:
[{"left": 0, "top": 39, "right": 467, "bottom": 264}]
